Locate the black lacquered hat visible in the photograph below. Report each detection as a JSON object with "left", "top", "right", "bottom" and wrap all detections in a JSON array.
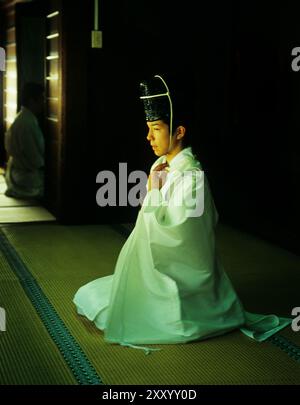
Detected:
[{"left": 139, "top": 75, "right": 172, "bottom": 122}]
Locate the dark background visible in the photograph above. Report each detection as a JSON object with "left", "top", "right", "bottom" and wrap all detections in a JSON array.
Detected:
[
  {"left": 0, "top": 0, "right": 299, "bottom": 254},
  {"left": 88, "top": 0, "right": 300, "bottom": 254}
]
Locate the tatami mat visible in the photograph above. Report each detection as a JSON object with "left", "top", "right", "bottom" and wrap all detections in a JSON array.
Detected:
[
  {"left": 0, "top": 249, "right": 76, "bottom": 384},
  {"left": 1, "top": 223, "right": 299, "bottom": 384},
  {"left": 0, "top": 206, "right": 56, "bottom": 223}
]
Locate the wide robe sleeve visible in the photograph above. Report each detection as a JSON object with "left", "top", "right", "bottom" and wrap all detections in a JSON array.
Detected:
[
  {"left": 138, "top": 168, "right": 292, "bottom": 343},
  {"left": 103, "top": 168, "right": 248, "bottom": 345},
  {"left": 74, "top": 148, "right": 292, "bottom": 351}
]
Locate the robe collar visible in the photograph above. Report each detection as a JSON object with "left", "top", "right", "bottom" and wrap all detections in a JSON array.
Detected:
[{"left": 168, "top": 146, "right": 193, "bottom": 169}]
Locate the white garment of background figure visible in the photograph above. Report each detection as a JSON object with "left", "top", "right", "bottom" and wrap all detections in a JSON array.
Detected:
[{"left": 5, "top": 82, "right": 45, "bottom": 199}]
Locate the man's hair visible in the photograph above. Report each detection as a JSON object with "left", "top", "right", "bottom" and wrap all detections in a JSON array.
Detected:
[
  {"left": 161, "top": 116, "right": 194, "bottom": 148},
  {"left": 21, "top": 82, "right": 44, "bottom": 107}
]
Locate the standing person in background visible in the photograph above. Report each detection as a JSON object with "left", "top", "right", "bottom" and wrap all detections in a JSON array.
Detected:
[{"left": 4, "top": 82, "right": 45, "bottom": 199}]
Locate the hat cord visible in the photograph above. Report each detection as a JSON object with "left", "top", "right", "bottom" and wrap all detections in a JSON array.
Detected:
[{"left": 154, "top": 75, "right": 173, "bottom": 156}]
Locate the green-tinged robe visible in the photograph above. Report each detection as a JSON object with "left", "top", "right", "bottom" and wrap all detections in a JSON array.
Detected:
[{"left": 73, "top": 147, "right": 291, "bottom": 349}]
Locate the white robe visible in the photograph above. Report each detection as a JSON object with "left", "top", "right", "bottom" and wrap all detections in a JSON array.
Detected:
[
  {"left": 74, "top": 147, "right": 291, "bottom": 348},
  {"left": 4, "top": 106, "right": 44, "bottom": 198}
]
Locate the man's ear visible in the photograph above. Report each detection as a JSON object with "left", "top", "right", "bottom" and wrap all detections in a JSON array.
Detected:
[{"left": 176, "top": 125, "right": 186, "bottom": 140}]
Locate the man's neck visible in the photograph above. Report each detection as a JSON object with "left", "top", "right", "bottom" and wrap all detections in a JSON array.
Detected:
[{"left": 165, "top": 144, "right": 184, "bottom": 165}]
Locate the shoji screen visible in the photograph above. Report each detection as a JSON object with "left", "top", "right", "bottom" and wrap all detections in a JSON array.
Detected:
[
  {"left": 45, "top": 1, "right": 62, "bottom": 214},
  {"left": 3, "top": 2, "right": 17, "bottom": 130}
]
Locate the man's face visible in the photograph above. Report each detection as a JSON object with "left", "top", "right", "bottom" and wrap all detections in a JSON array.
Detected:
[{"left": 146, "top": 120, "right": 170, "bottom": 156}]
